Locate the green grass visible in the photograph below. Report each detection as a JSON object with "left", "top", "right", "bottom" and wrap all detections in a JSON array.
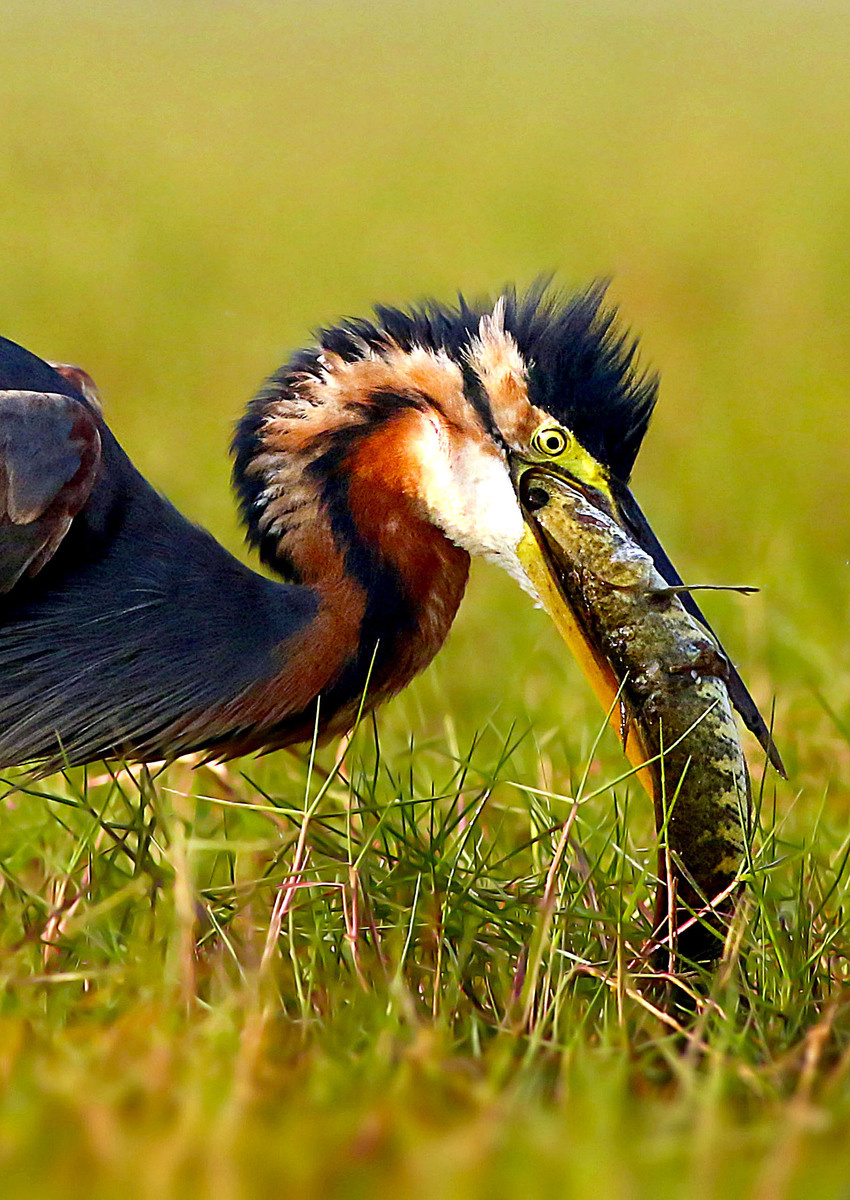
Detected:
[
  {"left": 2, "top": 1, "right": 850, "bottom": 1196},
  {"left": 2, "top": 724, "right": 850, "bottom": 1199}
]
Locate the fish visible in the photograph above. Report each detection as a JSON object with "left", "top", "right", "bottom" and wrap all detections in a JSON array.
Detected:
[{"left": 521, "top": 471, "right": 752, "bottom": 952}]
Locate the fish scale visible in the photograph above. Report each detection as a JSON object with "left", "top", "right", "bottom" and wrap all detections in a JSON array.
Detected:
[{"left": 529, "top": 474, "right": 751, "bottom": 943}]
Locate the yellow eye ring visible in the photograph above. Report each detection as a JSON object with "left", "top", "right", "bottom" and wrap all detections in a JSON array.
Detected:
[{"left": 532, "top": 425, "right": 569, "bottom": 457}]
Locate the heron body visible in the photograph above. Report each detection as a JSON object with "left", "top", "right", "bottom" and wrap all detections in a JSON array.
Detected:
[{"left": 0, "top": 285, "right": 782, "bottom": 779}]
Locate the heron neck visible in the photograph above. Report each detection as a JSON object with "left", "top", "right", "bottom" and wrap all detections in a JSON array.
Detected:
[
  {"left": 207, "top": 482, "right": 470, "bottom": 757},
  {"left": 301, "top": 479, "right": 471, "bottom": 736}
]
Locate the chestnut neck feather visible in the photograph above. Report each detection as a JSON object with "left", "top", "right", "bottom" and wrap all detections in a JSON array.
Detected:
[{"left": 227, "top": 386, "right": 469, "bottom": 755}]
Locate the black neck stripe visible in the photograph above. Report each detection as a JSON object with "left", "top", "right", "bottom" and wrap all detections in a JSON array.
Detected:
[{"left": 460, "top": 362, "right": 502, "bottom": 444}]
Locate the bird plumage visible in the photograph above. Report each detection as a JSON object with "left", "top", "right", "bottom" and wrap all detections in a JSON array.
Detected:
[
  {"left": 0, "top": 283, "right": 781, "bottom": 774},
  {"left": 0, "top": 379, "right": 320, "bottom": 765}
]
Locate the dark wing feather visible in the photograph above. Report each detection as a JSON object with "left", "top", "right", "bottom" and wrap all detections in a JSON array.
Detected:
[
  {"left": 0, "top": 335, "right": 320, "bottom": 770},
  {"left": 0, "top": 389, "right": 101, "bottom": 591},
  {"left": 0, "top": 335, "right": 93, "bottom": 400}
]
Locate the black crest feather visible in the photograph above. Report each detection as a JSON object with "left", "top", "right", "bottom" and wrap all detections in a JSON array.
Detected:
[{"left": 294, "top": 281, "right": 658, "bottom": 482}]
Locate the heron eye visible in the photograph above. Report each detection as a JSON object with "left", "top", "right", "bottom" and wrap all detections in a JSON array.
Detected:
[{"left": 532, "top": 426, "right": 568, "bottom": 457}]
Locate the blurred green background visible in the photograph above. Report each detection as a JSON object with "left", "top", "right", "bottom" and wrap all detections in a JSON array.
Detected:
[
  {"left": 0, "top": 0, "right": 848, "bottom": 798},
  {"left": 2, "top": 3, "right": 850, "bottom": 1195}
]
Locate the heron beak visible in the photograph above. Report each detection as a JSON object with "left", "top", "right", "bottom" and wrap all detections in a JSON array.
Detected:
[
  {"left": 513, "top": 462, "right": 656, "bottom": 792},
  {"left": 512, "top": 458, "right": 785, "bottom": 780}
]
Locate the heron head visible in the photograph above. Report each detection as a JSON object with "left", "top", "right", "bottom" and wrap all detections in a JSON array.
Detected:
[{"left": 232, "top": 282, "right": 779, "bottom": 772}]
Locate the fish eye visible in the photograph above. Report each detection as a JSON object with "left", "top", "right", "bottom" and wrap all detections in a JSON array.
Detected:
[{"left": 532, "top": 425, "right": 569, "bottom": 457}]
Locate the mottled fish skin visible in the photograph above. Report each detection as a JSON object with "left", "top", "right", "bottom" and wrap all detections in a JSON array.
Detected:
[{"left": 530, "top": 476, "right": 751, "bottom": 916}]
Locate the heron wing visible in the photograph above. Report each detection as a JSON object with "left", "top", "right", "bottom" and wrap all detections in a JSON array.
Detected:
[
  {"left": 0, "top": 388, "right": 101, "bottom": 592},
  {"left": 0, "top": 335, "right": 323, "bottom": 769}
]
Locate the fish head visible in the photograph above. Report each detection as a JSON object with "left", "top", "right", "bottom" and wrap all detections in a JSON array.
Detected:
[{"left": 510, "top": 437, "right": 785, "bottom": 778}]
